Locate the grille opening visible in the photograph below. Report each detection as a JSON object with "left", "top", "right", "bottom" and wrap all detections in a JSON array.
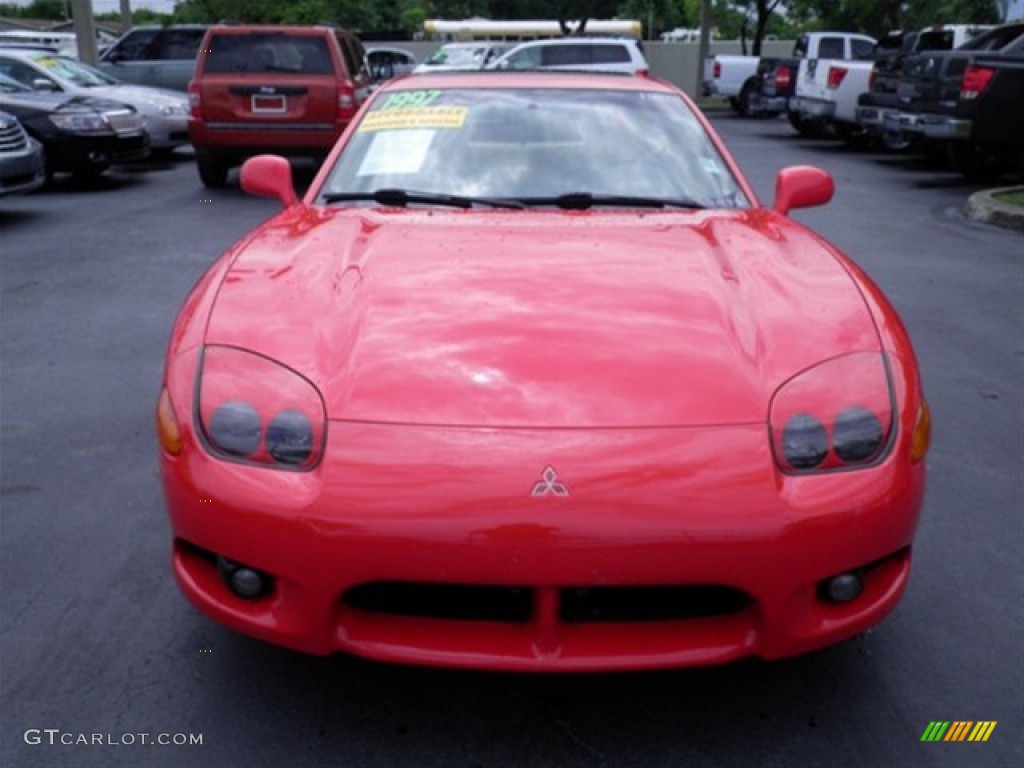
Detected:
[
  {"left": 344, "top": 582, "right": 533, "bottom": 623},
  {"left": 561, "top": 585, "right": 750, "bottom": 624}
]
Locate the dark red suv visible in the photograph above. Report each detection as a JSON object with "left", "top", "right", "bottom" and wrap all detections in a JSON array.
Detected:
[{"left": 188, "top": 24, "right": 371, "bottom": 187}]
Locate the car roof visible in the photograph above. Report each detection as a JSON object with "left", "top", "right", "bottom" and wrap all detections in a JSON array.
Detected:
[
  {"left": 508, "top": 37, "right": 640, "bottom": 46},
  {"left": 205, "top": 24, "right": 339, "bottom": 33},
  {"left": 436, "top": 41, "right": 504, "bottom": 49},
  {"left": 380, "top": 70, "right": 675, "bottom": 94}
]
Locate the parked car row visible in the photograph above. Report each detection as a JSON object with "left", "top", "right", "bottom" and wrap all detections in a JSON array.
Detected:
[
  {"left": 0, "top": 71, "right": 149, "bottom": 183},
  {"left": 730, "top": 22, "right": 1023, "bottom": 182},
  {"left": 0, "top": 47, "right": 188, "bottom": 153}
]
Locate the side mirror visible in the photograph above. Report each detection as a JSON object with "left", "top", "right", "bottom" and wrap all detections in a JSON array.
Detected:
[
  {"left": 772, "top": 165, "right": 834, "bottom": 216},
  {"left": 240, "top": 155, "right": 299, "bottom": 208},
  {"left": 32, "top": 78, "right": 57, "bottom": 92}
]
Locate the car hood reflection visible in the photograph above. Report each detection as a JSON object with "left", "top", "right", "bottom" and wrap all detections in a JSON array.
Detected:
[{"left": 206, "top": 208, "right": 879, "bottom": 428}]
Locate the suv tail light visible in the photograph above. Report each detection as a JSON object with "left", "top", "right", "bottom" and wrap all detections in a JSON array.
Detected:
[
  {"left": 827, "top": 66, "right": 847, "bottom": 89},
  {"left": 187, "top": 81, "right": 202, "bottom": 120},
  {"left": 713, "top": 61, "right": 721, "bottom": 79},
  {"left": 960, "top": 65, "right": 994, "bottom": 100},
  {"left": 337, "top": 81, "right": 356, "bottom": 120},
  {"left": 869, "top": 69, "right": 877, "bottom": 89},
  {"left": 775, "top": 66, "right": 791, "bottom": 90}
]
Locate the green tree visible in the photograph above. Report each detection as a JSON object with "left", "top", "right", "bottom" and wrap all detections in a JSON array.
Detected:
[
  {"left": 13, "top": 0, "right": 68, "bottom": 20},
  {"left": 619, "top": 0, "right": 688, "bottom": 38}
]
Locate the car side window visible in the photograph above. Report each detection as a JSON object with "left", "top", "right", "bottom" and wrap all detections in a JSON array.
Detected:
[
  {"left": 542, "top": 45, "right": 587, "bottom": 66},
  {"left": 108, "top": 28, "right": 160, "bottom": 61},
  {"left": 794, "top": 35, "right": 808, "bottom": 58},
  {"left": 592, "top": 44, "right": 630, "bottom": 64},
  {"left": 348, "top": 37, "right": 370, "bottom": 80},
  {"left": 818, "top": 37, "right": 844, "bottom": 59},
  {"left": 335, "top": 34, "right": 358, "bottom": 78},
  {"left": 506, "top": 48, "right": 541, "bottom": 70},
  {"left": 157, "top": 29, "right": 204, "bottom": 60},
  {"left": 851, "top": 39, "right": 875, "bottom": 60}
]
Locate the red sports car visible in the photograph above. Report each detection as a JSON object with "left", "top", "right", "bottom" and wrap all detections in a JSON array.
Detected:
[{"left": 157, "top": 72, "right": 930, "bottom": 671}]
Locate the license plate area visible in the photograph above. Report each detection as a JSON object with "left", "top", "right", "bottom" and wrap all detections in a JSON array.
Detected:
[{"left": 251, "top": 94, "right": 286, "bottom": 114}]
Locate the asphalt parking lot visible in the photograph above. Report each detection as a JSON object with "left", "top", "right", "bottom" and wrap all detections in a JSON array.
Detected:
[{"left": 1, "top": 114, "right": 1022, "bottom": 768}]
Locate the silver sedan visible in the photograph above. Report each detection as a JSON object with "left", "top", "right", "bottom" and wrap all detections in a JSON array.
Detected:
[{"left": 0, "top": 48, "right": 189, "bottom": 151}]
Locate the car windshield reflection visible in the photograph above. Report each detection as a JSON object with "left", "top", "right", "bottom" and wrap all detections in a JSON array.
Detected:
[{"left": 320, "top": 88, "right": 749, "bottom": 209}]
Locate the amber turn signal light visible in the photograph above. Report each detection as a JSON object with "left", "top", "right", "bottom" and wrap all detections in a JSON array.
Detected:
[
  {"left": 157, "top": 388, "right": 183, "bottom": 456},
  {"left": 910, "top": 398, "right": 931, "bottom": 463}
]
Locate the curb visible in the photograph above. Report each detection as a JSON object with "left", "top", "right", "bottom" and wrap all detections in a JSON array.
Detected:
[{"left": 964, "top": 186, "right": 1024, "bottom": 233}]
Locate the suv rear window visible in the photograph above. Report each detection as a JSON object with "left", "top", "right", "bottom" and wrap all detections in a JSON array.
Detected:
[{"left": 203, "top": 33, "right": 333, "bottom": 75}]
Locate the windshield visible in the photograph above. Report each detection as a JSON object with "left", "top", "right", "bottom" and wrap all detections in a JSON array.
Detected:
[
  {"left": 319, "top": 87, "right": 748, "bottom": 209},
  {"left": 425, "top": 46, "right": 489, "bottom": 67},
  {"left": 31, "top": 54, "right": 115, "bottom": 86}
]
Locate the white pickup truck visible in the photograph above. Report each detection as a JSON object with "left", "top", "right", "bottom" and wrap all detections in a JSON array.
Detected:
[
  {"left": 707, "top": 32, "right": 876, "bottom": 118},
  {"left": 704, "top": 54, "right": 761, "bottom": 115},
  {"left": 791, "top": 26, "right": 989, "bottom": 143},
  {"left": 787, "top": 33, "right": 878, "bottom": 137}
]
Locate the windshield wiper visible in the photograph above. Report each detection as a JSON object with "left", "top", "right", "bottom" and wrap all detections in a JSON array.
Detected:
[
  {"left": 322, "top": 188, "right": 525, "bottom": 210},
  {"left": 513, "top": 193, "right": 706, "bottom": 210}
]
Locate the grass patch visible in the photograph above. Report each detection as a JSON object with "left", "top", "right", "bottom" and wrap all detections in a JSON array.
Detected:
[{"left": 993, "top": 190, "right": 1024, "bottom": 208}]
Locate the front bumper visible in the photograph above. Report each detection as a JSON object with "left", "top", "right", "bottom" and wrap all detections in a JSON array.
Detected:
[
  {"left": 752, "top": 94, "right": 787, "bottom": 116},
  {"left": 45, "top": 131, "right": 149, "bottom": 174},
  {"left": 162, "top": 414, "right": 925, "bottom": 671},
  {"left": 143, "top": 113, "right": 189, "bottom": 149},
  {"left": 883, "top": 111, "right": 971, "bottom": 141},
  {"left": 0, "top": 136, "right": 46, "bottom": 195}
]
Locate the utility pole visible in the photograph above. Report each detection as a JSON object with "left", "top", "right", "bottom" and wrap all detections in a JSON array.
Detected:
[
  {"left": 69, "top": 0, "right": 99, "bottom": 66},
  {"left": 696, "top": 0, "right": 712, "bottom": 100},
  {"left": 120, "top": 0, "right": 133, "bottom": 33}
]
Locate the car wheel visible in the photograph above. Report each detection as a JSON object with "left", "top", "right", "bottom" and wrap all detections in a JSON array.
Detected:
[
  {"left": 197, "top": 156, "right": 229, "bottom": 188},
  {"left": 788, "top": 110, "right": 812, "bottom": 136},
  {"left": 737, "top": 82, "right": 756, "bottom": 118},
  {"left": 836, "top": 123, "right": 869, "bottom": 149},
  {"left": 71, "top": 163, "right": 109, "bottom": 181},
  {"left": 948, "top": 140, "right": 1006, "bottom": 182},
  {"left": 880, "top": 129, "right": 911, "bottom": 152}
]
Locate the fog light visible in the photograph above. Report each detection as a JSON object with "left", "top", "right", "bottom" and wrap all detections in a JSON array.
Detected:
[
  {"left": 822, "top": 572, "right": 863, "bottom": 603},
  {"left": 216, "top": 556, "right": 269, "bottom": 598}
]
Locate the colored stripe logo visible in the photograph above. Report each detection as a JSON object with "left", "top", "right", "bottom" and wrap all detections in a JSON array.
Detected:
[{"left": 921, "top": 721, "right": 997, "bottom": 742}]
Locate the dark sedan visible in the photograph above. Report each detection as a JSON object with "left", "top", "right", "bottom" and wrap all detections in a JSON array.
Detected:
[{"left": 0, "top": 71, "right": 148, "bottom": 179}]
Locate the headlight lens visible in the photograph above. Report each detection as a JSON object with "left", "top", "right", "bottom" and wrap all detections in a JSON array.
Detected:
[
  {"left": 197, "top": 346, "right": 326, "bottom": 470},
  {"left": 781, "top": 413, "right": 829, "bottom": 469},
  {"left": 48, "top": 112, "right": 111, "bottom": 134},
  {"left": 770, "top": 353, "right": 893, "bottom": 474}
]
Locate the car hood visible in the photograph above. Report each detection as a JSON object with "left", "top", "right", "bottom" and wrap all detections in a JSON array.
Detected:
[
  {"left": 0, "top": 90, "right": 127, "bottom": 113},
  {"left": 205, "top": 208, "right": 880, "bottom": 428},
  {"left": 87, "top": 84, "right": 187, "bottom": 110}
]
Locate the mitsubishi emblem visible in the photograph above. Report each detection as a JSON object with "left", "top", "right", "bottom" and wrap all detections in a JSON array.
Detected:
[{"left": 531, "top": 466, "right": 569, "bottom": 497}]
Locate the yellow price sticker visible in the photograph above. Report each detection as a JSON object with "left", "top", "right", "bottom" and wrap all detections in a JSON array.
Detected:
[{"left": 359, "top": 106, "right": 468, "bottom": 132}]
